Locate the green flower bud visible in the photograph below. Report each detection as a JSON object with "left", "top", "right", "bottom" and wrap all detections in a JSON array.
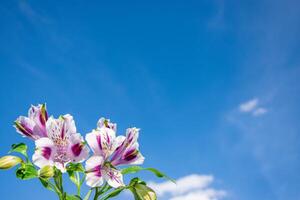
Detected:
[
  {"left": 0, "top": 156, "right": 22, "bottom": 170},
  {"left": 133, "top": 183, "right": 157, "bottom": 200},
  {"left": 38, "top": 165, "right": 54, "bottom": 179}
]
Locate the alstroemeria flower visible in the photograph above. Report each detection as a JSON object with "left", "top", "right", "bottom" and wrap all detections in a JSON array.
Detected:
[
  {"left": 85, "top": 118, "right": 144, "bottom": 188},
  {"left": 85, "top": 156, "right": 124, "bottom": 188},
  {"left": 32, "top": 115, "right": 89, "bottom": 172},
  {"left": 14, "top": 104, "right": 48, "bottom": 140},
  {"left": 110, "top": 127, "right": 145, "bottom": 166},
  {"left": 85, "top": 127, "right": 123, "bottom": 160},
  {"left": 97, "top": 117, "right": 117, "bottom": 132}
]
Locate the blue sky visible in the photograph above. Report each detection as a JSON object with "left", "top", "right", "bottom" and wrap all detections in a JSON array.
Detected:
[{"left": 0, "top": 0, "right": 300, "bottom": 199}]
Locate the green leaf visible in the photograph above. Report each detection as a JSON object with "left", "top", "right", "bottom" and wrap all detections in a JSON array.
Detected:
[
  {"left": 101, "top": 187, "right": 125, "bottom": 200},
  {"left": 9, "top": 143, "right": 28, "bottom": 158},
  {"left": 67, "top": 163, "right": 85, "bottom": 173},
  {"left": 67, "top": 170, "right": 79, "bottom": 186},
  {"left": 16, "top": 163, "right": 38, "bottom": 180},
  {"left": 121, "top": 166, "right": 175, "bottom": 183},
  {"left": 66, "top": 195, "right": 82, "bottom": 200},
  {"left": 83, "top": 189, "right": 93, "bottom": 200},
  {"left": 67, "top": 163, "right": 85, "bottom": 188},
  {"left": 39, "top": 178, "right": 54, "bottom": 191}
]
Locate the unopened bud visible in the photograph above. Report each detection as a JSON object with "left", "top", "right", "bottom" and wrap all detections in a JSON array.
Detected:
[
  {"left": 0, "top": 156, "right": 22, "bottom": 170},
  {"left": 39, "top": 165, "right": 54, "bottom": 179},
  {"left": 134, "top": 183, "right": 157, "bottom": 200}
]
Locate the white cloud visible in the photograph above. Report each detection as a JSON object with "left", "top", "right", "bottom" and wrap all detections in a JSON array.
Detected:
[
  {"left": 239, "top": 98, "right": 267, "bottom": 116},
  {"left": 148, "top": 174, "right": 226, "bottom": 200},
  {"left": 170, "top": 189, "right": 226, "bottom": 200},
  {"left": 252, "top": 107, "right": 268, "bottom": 116},
  {"left": 239, "top": 98, "right": 259, "bottom": 112}
]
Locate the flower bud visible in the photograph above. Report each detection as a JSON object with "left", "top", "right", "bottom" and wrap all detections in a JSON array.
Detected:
[
  {"left": 133, "top": 183, "right": 157, "bottom": 200},
  {"left": 0, "top": 156, "right": 22, "bottom": 170},
  {"left": 38, "top": 165, "right": 54, "bottom": 179}
]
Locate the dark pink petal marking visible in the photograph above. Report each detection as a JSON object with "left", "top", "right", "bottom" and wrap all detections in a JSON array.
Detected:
[
  {"left": 15, "top": 121, "right": 34, "bottom": 138},
  {"left": 40, "top": 105, "right": 48, "bottom": 126},
  {"left": 97, "top": 135, "right": 102, "bottom": 150},
  {"left": 92, "top": 165, "right": 102, "bottom": 177},
  {"left": 42, "top": 147, "right": 52, "bottom": 160},
  {"left": 105, "top": 131, "right": 110, "bottom": 144},
  {"left": 61, "top": 121, "right": 65, "bottom": 139},
  {"left": 111, "top": 141, "right": 125, "bottom": 162},
  {"left": 107, "top": 170, "right": 122, "bottom": 183},
  {"left": 71, "top": 143, "right": 83, "bottom": 157},
  {"left": 123, "top": 148, "right": 138, "bottom": 161},
  {"left": 39, "top": 112, "right": 45, "bottom": 126}
]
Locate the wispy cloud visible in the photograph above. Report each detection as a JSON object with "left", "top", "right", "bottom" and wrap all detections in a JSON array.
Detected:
[
  {"left": 148, "top": 174, "right": 226, "bottom": 200},
  {"left": 252, "top": 107, "right": 268, "bottom": 116},
  {"left": 239, "top": 98, "right": 267, "bottom": 116},
  {"left": 239, "top": 98, "right": 258, "bottom": 112}
]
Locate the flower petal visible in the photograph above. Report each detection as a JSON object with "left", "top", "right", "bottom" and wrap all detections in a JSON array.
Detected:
[
  {"left": 86, "top": 128, "right": 116, "bottom": 159},
  {"left": 111, "top": 128, "right": 144, "bottom": 166},
  {"left": 68, "top": 133, "right": 89, "bottom": 163},
  {"left": 85, "top": 130, "right": 102, "bottom": 155},
  {"left": 86, "top": 173, "right": 104, "bottom": 187},
  {"left": 85, "top": 156, "right": 105, "bottom": 187},
  {"left": 125, "top": 127, "right": 140, "bottom": 146},
  {"left": 86, "top": 156, "right": 104, "bottom": 171},
  {"left": 28, "top": 104, "right": 48, "bottom": 137},
  {"left": 102, "top": 166, "right": 124, "bottom": 188},
  {"left": 14, "top": 116, "right": 36, "bottom": 139},
  {"left": 126, "top": 151, "right": 145, "bottom": 165},
  {"left": 112, "top": 144, "right": 145, "bottom": 166},
  {"left": 97, "top": 117, "right": 117, "bottom": 132},
  {"left": 46, "top": 114, "right": 77, "bottom": 143},
  {"left": 32, "top": 138, "right": 55, "bottom": 168}
]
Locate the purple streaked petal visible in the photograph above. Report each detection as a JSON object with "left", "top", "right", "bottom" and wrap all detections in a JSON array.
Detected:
[
  {"left": 86, "top": 128, "right": 116, "bottom": 159},
  {"left": 103, "top": 166, "right": 124, "bottom": 188},
  {"left": 14, "top": 117, "right": 36, "bottom": 140},
  {"left": 46, "top": 114, "right": 77, "bottom": 144},
  {"left": 86, "top": 130, "right": 102, "bottom": 155},
  {"left": 123, "top": 148, "right": 139, "bottom": 161},
  {"left": 97, "top": 135, "right": 102, "bottom": 150},
  {"left": 110, "top": 128, "right": 141, "bottom": 165},
  {"left": 92, "top": 165, "right": 102, "bottom": 177},
  {"left": 39, "top": 104, "right": 48, "bottom": 126},
  {"left": 85, "top": 156, "right": 105, "bottom": 187}
]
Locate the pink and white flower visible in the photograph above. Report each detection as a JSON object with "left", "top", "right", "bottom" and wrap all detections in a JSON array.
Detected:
[
  {"left": 32, "top": 115, "right": 89, "bottom": 172},
  {"left": 111, "top": 127, "right": 145, "bottom": 166},
  {"left": 14, "top": 104, "right": 48, "bottom": 140},
  {"left": 85, "top": 156, "right": 124, "bottom": 188},
  {"left": 85, "top": 118, "right": 144, "bottom": 188}
]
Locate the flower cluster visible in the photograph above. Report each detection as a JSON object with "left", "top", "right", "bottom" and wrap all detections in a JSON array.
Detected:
[
  {"left": 85, "top": 118, "right": 144, "bottom": 188},
  {"left": 0, "top": 104, "right": 171, "bottom": 200}
]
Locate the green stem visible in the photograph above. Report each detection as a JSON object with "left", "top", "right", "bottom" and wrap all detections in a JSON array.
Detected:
[
  {"left": 93, "top": 188, "right": 99, "bottom": 200},
  {"left": 92, "top": 184, "right": 112, "bottom": 200},
  {"left": 54, "top": 170, "right": 65, "bottom": 200},
  {"left": 76, "top": 172, "right": 81, "bottom": 196}
]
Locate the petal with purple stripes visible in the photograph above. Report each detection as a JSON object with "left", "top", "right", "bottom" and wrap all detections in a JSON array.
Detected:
[{"left": 85, "top": 156, "right": 104, "bottom": 187}]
